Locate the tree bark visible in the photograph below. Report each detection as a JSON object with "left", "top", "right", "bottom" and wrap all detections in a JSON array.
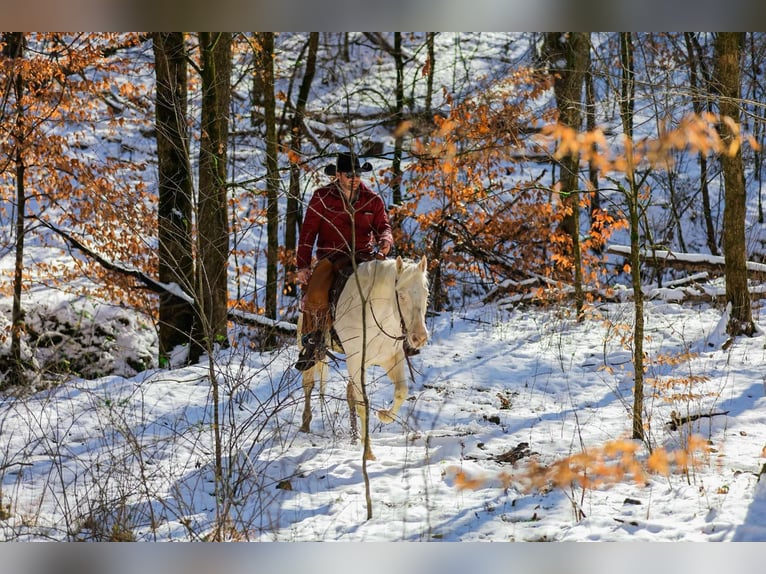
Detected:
[
  {"left": 262, "top": 32, "right": 279, "bottom": 327},
  {"left": 685, "top": 32, "right": 719, "bottom": 256},
  {"left": 392, "top": 32, "right": 405, "bottom": 207},
  {"left": 543, "top": 32, "right": 590, "bottom": 319},
  {"left": 714, "top": 32, "right": 755, "bottom": 337},
  {"left": 6, "top": 32, "right": 27, "bottom": 388},
  {"left": 284, "top": 32, "right": 318, "bottom": 299},
  {"left": 193, "top": 32, "right": 232, "bottom": 362},
  {"left": 424, "top": 33, "right": 436, "bottom": 119},
  {"left": 152, "top": 32, "right": 196, "bottom": 366}
]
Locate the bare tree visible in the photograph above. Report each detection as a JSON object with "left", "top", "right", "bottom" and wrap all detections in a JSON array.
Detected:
[
  {"left": 684, "top": 32, "right": 719, "bottom": 256},
  {"left": 542, "top": 32, "right": 590, "bottom": 319},
  {"left": 284, "top": 32, "right": 319, "bottom": 299},
  {"left": 714, "top": 32, "right": 755, "bottom": 337},
  {"left": 4, "top": 32, "right": 27, "bottom": 387},
  {"left": 261, "top": 32, "right": 279, "bottom": 325},
  {"left": 614, "top": 32, "right": 648, "bottom": 441},
  {"left": 192, "top": 32, "right": 233, "bottom": 364},
  {"left": 152, "top": 32, "right": 196, "bottom": 366},
  {"left": 391, "top": 32, "right": 405, "bottom": 207}
]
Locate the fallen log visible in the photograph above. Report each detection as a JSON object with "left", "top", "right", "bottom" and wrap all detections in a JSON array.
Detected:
[{"left": 606, "top": 244, "right": 766, "bottom": 280}]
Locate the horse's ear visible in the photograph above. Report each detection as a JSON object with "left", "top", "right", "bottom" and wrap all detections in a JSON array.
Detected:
[
  {"left": 396, "top": 256, "right": 404, "bottom": 274},
  {"left": 419, "top": 255, "right": 427, "bottom": 272}
]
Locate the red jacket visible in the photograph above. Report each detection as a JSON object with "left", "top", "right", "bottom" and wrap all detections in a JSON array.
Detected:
[{"left": 297, "top": 181, "right": 393, "bottom": 269}]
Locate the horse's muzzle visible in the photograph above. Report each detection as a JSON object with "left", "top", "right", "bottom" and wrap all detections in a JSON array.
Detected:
[{"left": 407, "top": 328, "right": 429, "bottom": 350}]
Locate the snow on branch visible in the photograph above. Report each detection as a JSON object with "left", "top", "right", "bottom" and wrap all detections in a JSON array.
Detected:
[
  {"left": 31, "top": 216, "right": 194, "bottom": 304},
  {"left": 227, "top": 308, "right": 297, "bottom": 335},
  {"left": 606, "top": 244, "right": 766, "bottom": 278}
]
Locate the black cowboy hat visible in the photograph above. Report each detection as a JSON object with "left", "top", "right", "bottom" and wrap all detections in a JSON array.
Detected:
[{"left": 324, "top": 152, "right": 373, "bottom": 176}]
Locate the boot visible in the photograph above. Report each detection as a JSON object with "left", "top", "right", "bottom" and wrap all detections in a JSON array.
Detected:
[{"left": 295, "top": 330, "right": 327, "bottom": 371}]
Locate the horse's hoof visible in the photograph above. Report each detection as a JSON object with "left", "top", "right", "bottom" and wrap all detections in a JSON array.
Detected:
[{"left": 377, "top": 409, "right": 394, "bottom": 424}]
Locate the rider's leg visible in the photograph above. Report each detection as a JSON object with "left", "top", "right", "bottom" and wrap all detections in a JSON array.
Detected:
[{"left": 295, "top": 259, "right": 334, "bottom": 371}]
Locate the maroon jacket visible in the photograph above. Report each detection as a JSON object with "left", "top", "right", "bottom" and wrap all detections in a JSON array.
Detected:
[{"left": 297, "top": 181, "right": 393, "bottom": 269}]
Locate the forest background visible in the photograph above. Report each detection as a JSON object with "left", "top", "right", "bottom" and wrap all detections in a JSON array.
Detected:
[
  {"left": 1, "top": 32, "right": 766, "bottom": 548},
  {"left": 2, "top": 32, "right": 762, "bottom": 403}
]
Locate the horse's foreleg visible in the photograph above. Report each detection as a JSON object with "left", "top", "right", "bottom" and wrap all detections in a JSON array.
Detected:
[
  {"left": 378, "top": 353, "right": 408, "bottom": 424},
  {"left": 346, "top": 379, "right": 358, "bottom": 441},
  {"left": 350, "top": 381, "right": 375, "bottom": 460},
  {"left": 300, "top": 358, "right": 329, "bottom": 433},
  {"left": 299, "top": 368, "right": 314, "bottom": 433},
  {"left": 346, "top": 359, "right": 376, "bottom": 461}
]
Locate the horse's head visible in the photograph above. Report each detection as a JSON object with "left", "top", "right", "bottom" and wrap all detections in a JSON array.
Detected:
[{"left": 395, "top": 255, "right": 430, "bottom": 350}]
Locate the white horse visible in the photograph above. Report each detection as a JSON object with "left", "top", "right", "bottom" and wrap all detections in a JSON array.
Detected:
[{"left": 298, "top": 256, "right": 429, "bottom": 460}]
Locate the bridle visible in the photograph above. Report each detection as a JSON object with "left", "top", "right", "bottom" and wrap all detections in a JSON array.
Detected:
[
  {"left": 358, "top": 261, "right": 424, "bottom": 383},
  {"left": 370, "top": 275, "right": 408, "bottom": 344}
]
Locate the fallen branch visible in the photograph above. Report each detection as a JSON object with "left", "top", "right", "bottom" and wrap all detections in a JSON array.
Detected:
[
  {"left": 665, "top": 410, "right": 730, "bottom": 431},
  {"left": 228, "top": 308, "right": 297, "bottom": 335},
  {"left": 33, "top": 217, "right": 305, "bottom": 337},
  {"left": 606, "top": 244, "right": 766, "bottom": 279},
  {"left": 30, "top": 216, "right": 194, "bottom": 304}
]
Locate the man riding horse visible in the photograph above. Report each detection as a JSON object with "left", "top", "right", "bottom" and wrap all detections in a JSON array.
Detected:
[{"left": 294, "top": 151, "right": 394, "bottom": 371}]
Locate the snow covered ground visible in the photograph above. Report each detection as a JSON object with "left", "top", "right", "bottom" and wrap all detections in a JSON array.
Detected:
[{"left": 2, "top": 284, "right": 765, "bottom": 544}]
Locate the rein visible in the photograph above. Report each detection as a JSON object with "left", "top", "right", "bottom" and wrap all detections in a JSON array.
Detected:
[
  {"left": 345, "top": 259, "right": 423, "bottom": 385},
  {"left": 369, "top": 272, "right": 420, "bottom": 384},
  {"left": 369, "top": 274, "right": 408, "bottom": 343}
]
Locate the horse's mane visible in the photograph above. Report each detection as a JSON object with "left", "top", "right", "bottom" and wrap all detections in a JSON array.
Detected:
[
  {"left": 354, "top": 257, "right": 428, "bottom": 294},
  {"left": 346, "top": 259, "right": 396, "bottom": 299}
]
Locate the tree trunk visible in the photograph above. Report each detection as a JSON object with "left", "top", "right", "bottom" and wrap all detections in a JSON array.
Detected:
[
  {"left": 284, "top": 32, "right": 318, "bottom": 299},
  {"left": 750, "top": 34, "right": 765, "bottom": 224},
  {"left": 193, "top": 32, "right": 232, "bottom": 363},
  {"left": 585, "top": 67, "right": 600, "bottom": 218},
  {"left": 262, "top": 32, "right": 279, "bottom": 327},
  {"left": 615, "top": 32, "right": 646, "bottom": 441},
  {"left": 543, "top": 32, "right": 589, "bottom": 319},
  {"left": 152, "top": 32, "right": 196, "bottom": 366},
  {"left": 424, "top": 32, "right": 436, "bottom": 119},
  {"left": 392, "top": 32, "right": 405, "bottom": 207},
  {"left": 714, "top": 32, "right": 755, "bottom": 337},
  {"left": 6, "top": 33, "right": 27, "bottom": 388},
  {"left": 685, "top": 32, "right": 720, "bottom": 256}
]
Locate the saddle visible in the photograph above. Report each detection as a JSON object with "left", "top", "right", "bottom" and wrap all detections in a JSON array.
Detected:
[{"left": 327, "top": 260, "right": 356, "bottom": 353}]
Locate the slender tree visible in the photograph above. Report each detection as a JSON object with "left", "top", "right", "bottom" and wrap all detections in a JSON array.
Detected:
[
  {"left": 392, "top": 32, "right": 405, "bottom": 207},
  {"left": 543, "top": 32, "right": 590, "bottom": 319},
  {"left": 685, "top": 32, "right": 719, "bottom": 256},
  {"left": 152, "top": 32, "right": 196, "bottom": 366},
  {"left": 424, "top": 32, "right": 436, "bottom": 119},
  {"left": 619, "top": 31, "right": 647, "bottom": 441},
  {"left": 192, "top": 32, "right": 232, "bottom": 362},
  {"left": 261, "top": 32, "right": 280, "bottom": 324},
  {"left": 284, "top": 32, "right": 319, "bottom": 298},
  {"left": 584, "top": 67, "right": 601, "bottom": 218},
  {"left": 4, "top": 33, "right": 27, "bottom": 387},
  {"left": 714, "top": 32, "right": 755, "bottom": 337}
]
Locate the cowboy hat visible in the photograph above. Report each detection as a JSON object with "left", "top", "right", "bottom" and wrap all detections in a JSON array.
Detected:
[{"left": 324, "top": 152, "right": 373, "bottom": 176}]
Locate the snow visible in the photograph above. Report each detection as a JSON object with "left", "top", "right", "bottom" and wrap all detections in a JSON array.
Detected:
[{"left": 2, "top": 288, "right": 766, "bottom": 543}]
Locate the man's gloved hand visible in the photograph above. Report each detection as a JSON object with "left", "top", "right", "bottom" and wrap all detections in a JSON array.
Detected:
[
  {"left": 378, "top": 239, "right": 392, "bottom": 256},
  {"left": 296, "top": 267, "right": 311, "bottom": 285}
]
